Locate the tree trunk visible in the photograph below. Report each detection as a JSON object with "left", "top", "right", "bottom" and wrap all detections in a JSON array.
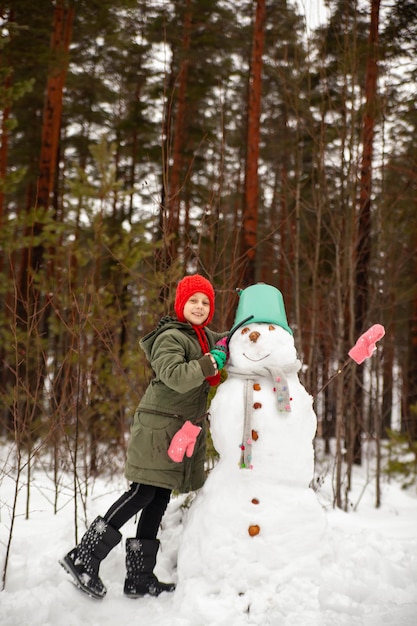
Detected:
[
  {"left": 382, "top": 322, "right": 394, "bottom": 437},
  {"left": 14, "top": 0, "right": 74, "bottom": 445},
  {"left": 37, "top": 1, "right": 74, "bottom": 216},
  {"left": 0, "top": 17, "right": 14, "bottom": 428},
  {"left": 159, "top": 0, "right": 192, "bottom": 285},
  {"left": 239, "top": 0, "right": 265, "bottom": 287},
  {"left": 355, "top": 0, "right": 380, "bottom": 331},
  {"left": 0, "top": 72, "right": 12, "bottom": 247},
  {"left": 405, "top": 234, "right": 417, "bottom": 439},
  {"left": 353, "top": 0, "right": 380, "bottom": 463}
]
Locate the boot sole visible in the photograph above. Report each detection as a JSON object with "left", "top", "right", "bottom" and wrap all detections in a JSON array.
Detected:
[
  {"left": 59, "top": 557, "right": 106, "bottom": 600},
  {"left": 123, "top": 585, "right": 176, "bottom": 598}
]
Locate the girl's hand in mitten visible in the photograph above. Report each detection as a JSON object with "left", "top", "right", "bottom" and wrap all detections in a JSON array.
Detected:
[
  {"left": 215, "top": 336, "right": 229, "bottom": 359},
  {"left": 209, "top": 336, "right": 229, "bottom": 371},
  {"left": 167, "top": 421, "right": 202, "bottom": 462},
  {"left": 209, "top": 348, "right": 227, "bottom": 371}
]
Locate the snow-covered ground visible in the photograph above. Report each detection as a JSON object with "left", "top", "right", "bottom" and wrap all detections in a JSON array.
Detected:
[{"left": 1, "top": 442, "right": 416, "bottom": 626}]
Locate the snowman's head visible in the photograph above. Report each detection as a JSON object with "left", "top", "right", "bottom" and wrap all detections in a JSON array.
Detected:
[{"left": 228, "top": 322, "right": 297, "bottom": 370}]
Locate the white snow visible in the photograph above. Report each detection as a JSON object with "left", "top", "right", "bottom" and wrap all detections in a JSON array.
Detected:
[
  {"left": 1, "top": 445, "right": 416, "bottom": 625},
  {"left": 1, "top": 321, "right": 417, "bottom": 625}
]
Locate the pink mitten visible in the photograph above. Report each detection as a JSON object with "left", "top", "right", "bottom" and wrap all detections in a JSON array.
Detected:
[
  {"left": 167, "top": 421, "right": 202, "bottom": 462},
  {"left": 348, "top": 324, "right": 385, "bottom": 364}
]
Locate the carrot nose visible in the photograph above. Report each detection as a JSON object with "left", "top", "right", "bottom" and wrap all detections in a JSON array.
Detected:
[{"left": 249, "top": 331, "right": 260, "bottom": 343}]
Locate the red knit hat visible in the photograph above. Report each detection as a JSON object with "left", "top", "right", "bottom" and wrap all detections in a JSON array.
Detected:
[{"left": 174, "top": 274, "right": 215, "bottom": 325}]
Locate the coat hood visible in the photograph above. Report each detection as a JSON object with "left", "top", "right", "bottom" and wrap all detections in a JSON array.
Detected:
[{"left": 140, "top": 316, "right": 195, "bottom": 360}]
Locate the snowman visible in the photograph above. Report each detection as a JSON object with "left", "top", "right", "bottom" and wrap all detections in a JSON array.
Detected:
[{"left": 175, "top": 284, "right": 326, "bottom": 622}]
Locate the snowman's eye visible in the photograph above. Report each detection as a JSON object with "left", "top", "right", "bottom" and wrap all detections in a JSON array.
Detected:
[
  {"left": 241, "top": 327, "right": 250, "bottom": 335},
  {"left": 269, "top": 325, "right": 276, "bottom": 331}
]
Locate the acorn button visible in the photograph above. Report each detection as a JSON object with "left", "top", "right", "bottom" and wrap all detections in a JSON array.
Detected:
[{"left": 248, "top": 525, "right": 260, "bottom": 537}]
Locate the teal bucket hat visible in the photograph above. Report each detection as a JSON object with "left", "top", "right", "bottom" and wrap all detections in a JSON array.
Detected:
[{"left": 229, "top": 283, "right": 293, "bottom": 338}]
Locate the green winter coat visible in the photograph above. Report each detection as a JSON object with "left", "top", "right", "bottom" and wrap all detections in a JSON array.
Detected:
[{"left": 125, "top": 317, "right": 225, "bottom": 493}]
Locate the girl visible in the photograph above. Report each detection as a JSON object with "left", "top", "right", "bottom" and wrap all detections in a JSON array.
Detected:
[{"left": 60, "top": 274, "right": 228, "bottom": 600}]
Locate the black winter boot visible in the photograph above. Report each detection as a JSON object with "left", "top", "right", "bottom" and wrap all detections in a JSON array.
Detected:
[
  {"left": 59, "top": 516, "right": 122, "bottom": 599},
  {"left": 124, "top": 538, "right": 176, "bottom": 598}
]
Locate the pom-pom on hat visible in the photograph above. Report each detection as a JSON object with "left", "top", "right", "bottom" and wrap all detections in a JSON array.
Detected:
[{"left": 174, "top": 274, "right": 215, "bottom": 325}]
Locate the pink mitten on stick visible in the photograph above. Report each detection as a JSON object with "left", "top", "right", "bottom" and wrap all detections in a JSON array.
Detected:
[
  {"left": 348, "top": 324, "right": 385, "bottom": 364},
  {"left": 167, "top": 421, "right": 202, "bottom": 462}
]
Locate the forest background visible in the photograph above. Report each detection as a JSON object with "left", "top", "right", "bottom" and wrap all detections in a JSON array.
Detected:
[{"left": 0, "top": 0, "right": 416, "bottom": 536}]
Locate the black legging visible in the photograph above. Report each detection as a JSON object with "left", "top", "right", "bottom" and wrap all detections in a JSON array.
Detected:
[{"left": 103, "top": 483, "right": 171, "bottom": 540}]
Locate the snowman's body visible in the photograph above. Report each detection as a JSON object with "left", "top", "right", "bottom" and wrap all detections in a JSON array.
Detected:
[
  {"left": 212, "top": 323, "right": 316, "bottom": 484},
  {"left": 175, "top": 317, "right": 326, "bottom": 620}
]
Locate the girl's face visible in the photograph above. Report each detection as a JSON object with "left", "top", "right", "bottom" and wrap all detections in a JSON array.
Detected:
[{"left": 183, "top": 292, "right": 211, "bottom": 325}]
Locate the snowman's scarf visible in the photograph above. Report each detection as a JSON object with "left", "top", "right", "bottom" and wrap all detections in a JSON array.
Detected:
[{"left": 226, "top": 360, "right": 302, "bottom": 469}]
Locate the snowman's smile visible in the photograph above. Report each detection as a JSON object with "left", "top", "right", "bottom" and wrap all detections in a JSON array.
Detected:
[{"left": 243, "top": 353, "right": 270, "bottom": 362}]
